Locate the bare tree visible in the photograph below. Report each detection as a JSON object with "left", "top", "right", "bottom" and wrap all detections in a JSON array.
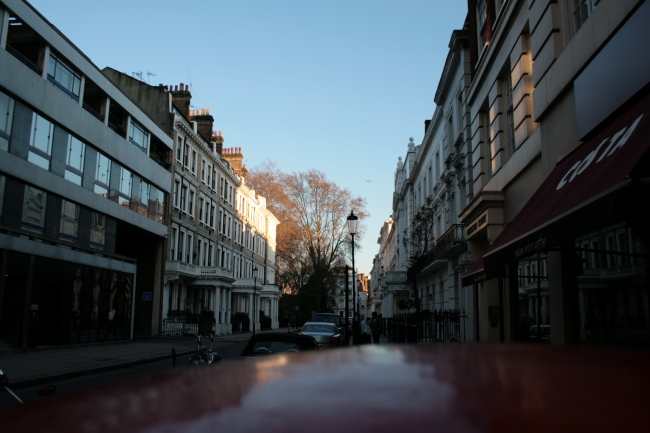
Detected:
[{"left": 248, "top": 163, "right": 368, "bottom": 316}]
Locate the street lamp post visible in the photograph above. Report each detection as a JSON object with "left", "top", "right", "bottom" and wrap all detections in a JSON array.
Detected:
[
  {"left": 345, "top": 265, "right": 350, "bottom": 345},
  {"left": 347, "top": 211, "right": 358, "bottom": 344},
  {"left": 252, "top": 267, "right": 258, "bottom": 336}
]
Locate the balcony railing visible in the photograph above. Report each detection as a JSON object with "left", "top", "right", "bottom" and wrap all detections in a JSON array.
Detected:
[
  {"left": 433, "top": 224, "right": 467, "bottom": 260},
  {"left": 580, "top": 264, "right": 646, "bottom": 279},
  {"left": 166, "top": 261, "right": 232, "bottom": 279},
  {"left": 384, "top": 271, "right": 407, "bottom": 283}
]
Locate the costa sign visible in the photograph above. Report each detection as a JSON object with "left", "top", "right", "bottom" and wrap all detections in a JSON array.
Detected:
[{"left": 557, "top": 114, "right": 644, "bottom": 190}]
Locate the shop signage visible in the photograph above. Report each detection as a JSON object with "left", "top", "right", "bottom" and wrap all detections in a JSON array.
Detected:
[
  {"left": 557, "top": 114, "right": 643, "bottom": 190},
  {"left": 466, "top": 213, "right": 487, "bottom": 237},
  {"left": 514, "top": 234, "right": 546, "bottom": 259}
]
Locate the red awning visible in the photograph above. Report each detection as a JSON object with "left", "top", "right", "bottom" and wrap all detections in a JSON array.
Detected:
[{"left": 479, "top": 91, "right": 650, "bottom": 277}]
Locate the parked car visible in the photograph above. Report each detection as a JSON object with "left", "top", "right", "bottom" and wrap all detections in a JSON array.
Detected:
[
  {"left": 310, "top": 313, "right": 346, "bottom": 337},
  {"left": 4, "top": 344, "right": 650, "bottom": 432},
  {"left": 529, "top": 325, "right": 551, "bottom": 342},
  {"left": 300, "top": 322, "right": 342, "bottom": 349},
  {"left": 239, "top": 333, "right": 320, "bottom": 358},
  {"left": 519, "top": 315, "right": 537, "bottom": 340}
]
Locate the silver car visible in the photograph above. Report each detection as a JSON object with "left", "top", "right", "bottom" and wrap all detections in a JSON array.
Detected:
[{"left": 301, "top": 322, "right": 342, "bottom": 349}]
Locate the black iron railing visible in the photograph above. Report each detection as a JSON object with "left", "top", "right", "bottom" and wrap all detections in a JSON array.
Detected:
[
  {"left": 162, "top": 311, "right": 215, "bottom": 336},
  {"left": 382, "top": 309, "right": 467, "bottom": 343}
]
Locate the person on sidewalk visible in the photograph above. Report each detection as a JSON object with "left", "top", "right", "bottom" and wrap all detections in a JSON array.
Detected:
[
  {"left": 353, "top": 312, "right": 368, "bottom": 345},
  {"left": 369, "top": 312, "right": 382, "bottom": 344}
]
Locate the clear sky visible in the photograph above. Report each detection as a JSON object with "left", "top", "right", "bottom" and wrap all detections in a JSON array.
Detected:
[{"left": 28, "top": 0, "right": 468, "bottom": 277}]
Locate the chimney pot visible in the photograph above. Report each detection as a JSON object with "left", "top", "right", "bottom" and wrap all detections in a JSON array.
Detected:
[{"left": 175, "top": 85, "right": 178, "bottom": 91}]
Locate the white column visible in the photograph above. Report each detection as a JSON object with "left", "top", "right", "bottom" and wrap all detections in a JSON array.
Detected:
[
  {"left": 103, "top": 97, "right": 110, "bottom": 125},
  {"left": 0, "top": 10, "right": 11, "bottom": 50},
  {"left": 579, "top": 289, "right": 586, "bottom": 340},
  {"left": 125, "top": 115, "right": 132, "bottom": 140},
  {"left": 273, "top": 298, "right": 278, "bottom": 328},
  {"left": 215, "top": 286, "right": 221, "bottom": 335},
  {"left": 271, "top": 298, "right": 275, "bottom": 329},
  {"left": 214, "top": 286, "right": 223, "bottom": 335},
  {"left": 78, "top": 75, "right": 85, "bottom": 106},
  {"left": 227, "top": 289, "right": 232, "bottom": 334},
  {"left": 41, "top": 45, "right": 51, "bottom": 79}
]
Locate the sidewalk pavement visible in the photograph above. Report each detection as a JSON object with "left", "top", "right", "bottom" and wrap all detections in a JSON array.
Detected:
[{"left": 0, "top": 328, "right": 293, "bottom": 390}]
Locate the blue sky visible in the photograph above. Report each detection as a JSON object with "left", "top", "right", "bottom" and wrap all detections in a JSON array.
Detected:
[{"left": 28, "top": 0, "right": 468, "bottom": 276}]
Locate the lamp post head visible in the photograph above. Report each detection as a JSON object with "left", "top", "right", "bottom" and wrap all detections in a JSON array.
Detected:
[{"left": 347, "top": 211, "right": 358, "bottom": 235}]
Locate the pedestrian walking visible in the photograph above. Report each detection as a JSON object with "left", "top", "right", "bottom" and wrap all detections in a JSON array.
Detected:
[
  {"left": 353, "top": 312, "right": 369, "bottom": 345},
  {"left": 369, "top": 311, "right": 382, "bottom": 344}
]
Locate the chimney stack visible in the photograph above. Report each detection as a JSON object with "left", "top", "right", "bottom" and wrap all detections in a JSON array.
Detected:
[
  {"left": 212, "top": 130, "right": 225, "bottom": 156},
  {"left": 221, "top": 145, "right": 247, "bottom": 180},
  {"left": 170, "top": 83, "right": 191, "bottom": 118},
  {"left": 189, "top": 108, "right": 214, "bottom": 144}
]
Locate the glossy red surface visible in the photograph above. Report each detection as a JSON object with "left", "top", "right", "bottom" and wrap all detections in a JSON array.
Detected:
[{"left": 3, "top": 344, "right": 649, "bottom": 432}]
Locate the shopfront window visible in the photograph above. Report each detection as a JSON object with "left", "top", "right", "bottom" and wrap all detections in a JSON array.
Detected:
[
  {"left": 64, "top": 134, "right": 85, "bottom": 186},
  {"left": 28, "top": 113, "right": 54, "bottom": 170},
  {"left": 0, "top": 90, "right": 15, "bottom": 152},
  {"left": 60, "top": 200, "right": 79, "bottom": 241},
  {"left": 22, "top": 185, "right": 47, "bottom": 233}
]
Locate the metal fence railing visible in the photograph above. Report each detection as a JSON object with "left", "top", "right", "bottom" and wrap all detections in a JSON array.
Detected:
[
  {"left": 382, "top": 309, "right": 467, "bottom": 343},
  {"left": 162, "top": 312, "right": 214, "bottom": 336},
  {"left": 584, "top": 322, "right": 650, "bottom": 347}
]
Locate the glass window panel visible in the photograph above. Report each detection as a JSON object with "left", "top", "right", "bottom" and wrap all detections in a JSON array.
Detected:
[
  {"left": 0, "top": 175, "right": 5, "bottom": 217},
  {"left": 27, "top": 151, "right": 50, "bottom": 170},
  {"left": 140, "top": 180, "right": 149, "bottom": 206},
  {"left": 64, "top": 135, "right": 85, "bottom": 185},
  {"left": 66, "top": 135, "right": 85, "bottom": 171},
  {"left": 0, "top": 90, "right": 14, "bottom": 152},
  {"left": 170, "top": 227, "right": 177, "bottom": 260},
  {"left": 129, "top": 119, "right": 148, "bottom": 152},
  {"left": 94, "top": 153, "right": 111, "bottom": 197},
  {"left": 90, "top": 212, "right": 106, "bottom": 248},
  {"left": 22, "top": 185, "right": 47, "bottom": 232},
  {"left": 60, "top": 200, "right": 79, "bottom": 239},
  {"left": 618, "top": 232, "right": 629, "bottom": 266},
  {"left": 119, "top": 167, "right": 132, "bottom": 206},
  {"left": 28, "top": 113, "right": 53, "bottom": 169},
  {"left": 48, "top": 53, "right": 81, "bottom": 98},
  {"left": 149, "top": 185, "right": 164, "bottom": 224},
  {"left": 64, "top": 170, "right": 82, "bottom": 186}
]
